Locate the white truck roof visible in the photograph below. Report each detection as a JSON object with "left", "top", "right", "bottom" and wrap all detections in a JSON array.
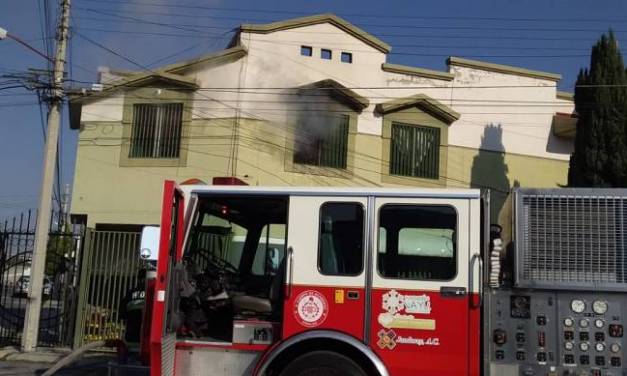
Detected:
[{"left": 181, "top": 185, "right": 481, "bottom": 199}]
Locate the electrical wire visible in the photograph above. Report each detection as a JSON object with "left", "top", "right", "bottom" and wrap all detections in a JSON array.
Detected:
[
  {"left": 67, "top": 12, "right": 580, "bottom": 195},
  {"left": 74, "top": 25, "right": 614, "bottom": 43},
  {"left": 72, "top": 7, "right": 627, "bottom": 35},
  {"left": 70, "top": 0, "right": 627, "bottom": 24}
]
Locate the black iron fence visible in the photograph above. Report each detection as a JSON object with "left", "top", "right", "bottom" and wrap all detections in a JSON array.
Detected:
[{"left": 0, "top": 210, "right": 83, "bottom": 348}]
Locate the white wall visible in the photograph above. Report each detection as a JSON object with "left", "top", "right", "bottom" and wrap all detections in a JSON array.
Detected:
[{"left": 80, "top": 21, "right": 574, "bottom": 162}]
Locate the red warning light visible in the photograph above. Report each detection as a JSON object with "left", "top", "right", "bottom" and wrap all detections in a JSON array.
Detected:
[{"left": 212, "top": 177, "right": 247, "bottom": 186}]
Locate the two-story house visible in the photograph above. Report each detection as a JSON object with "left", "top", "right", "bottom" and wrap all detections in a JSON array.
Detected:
[{"left": 68, "top": 14, "right": 576, "bottom": 238}]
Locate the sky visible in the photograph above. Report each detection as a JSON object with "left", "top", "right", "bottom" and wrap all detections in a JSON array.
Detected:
[{"left": 0, "top": 0, "right": 626, "bottom": 220}]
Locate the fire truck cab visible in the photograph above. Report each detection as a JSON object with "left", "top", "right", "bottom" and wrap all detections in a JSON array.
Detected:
[{"left": 147, "top": 181, "right": 483, "bottom": 376}]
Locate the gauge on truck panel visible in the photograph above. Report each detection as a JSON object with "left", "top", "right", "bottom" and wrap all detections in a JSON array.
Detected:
[
  {"left": 571, "top": 299, "right": 586, "bottom": 314},
  {"left": 592, "top": 300, "right": 608, "bottom": 315},
  {"left": 511, "top": 295, "right": 531, "bottom": 319}
]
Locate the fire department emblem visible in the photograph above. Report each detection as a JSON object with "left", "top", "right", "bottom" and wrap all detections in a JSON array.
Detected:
[
  {"left": 294, "top": 290, "right": 328, "bottom": 327},
  {"left": 377, "top": 329, "right": 397, "bottom": 350}
]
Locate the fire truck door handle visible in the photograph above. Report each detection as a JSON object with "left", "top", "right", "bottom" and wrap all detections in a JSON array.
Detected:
[
  {"left": 469, "top": 253, "right": 483, "bottom": 308},
  {"left": 286, "top": 246, "right": 294, "bottom": 299},
  {"left": 476, "top": 255, "right": 483, "bottom": 308},
  {"left": 440, "top": 286, "right": 467, "bottom": 297}
]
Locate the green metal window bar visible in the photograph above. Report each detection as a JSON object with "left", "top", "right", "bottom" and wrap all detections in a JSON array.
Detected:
[
  {"left": 129, "top": 103, "right": 183, "bottom": 159},
  {"left": 390, "top": 122, "right": 440, "bottom": 179},
  {"left": 293, "top": 114, "right": 349, "bottom": 169}
]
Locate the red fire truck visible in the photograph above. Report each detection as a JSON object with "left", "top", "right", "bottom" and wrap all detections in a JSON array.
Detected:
[{"left": 141, "top": 180, "right": 627, "bottom": 376}]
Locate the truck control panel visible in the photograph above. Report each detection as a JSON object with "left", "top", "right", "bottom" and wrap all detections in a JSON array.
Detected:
[
  {"left": 488, "top": 291, "right": 625, "bottom": 375},
  {"left": 486, "top": 188, "right": 627, "bottom": 376}
]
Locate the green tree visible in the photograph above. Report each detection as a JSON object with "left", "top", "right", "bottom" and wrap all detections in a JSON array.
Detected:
[{"left": 568, "top": 31, "right": 627, "bottom": 187}]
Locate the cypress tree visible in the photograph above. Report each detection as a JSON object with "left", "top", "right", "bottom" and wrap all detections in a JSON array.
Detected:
[{"left": 568, "top": 31, "right": 627, "bottom": 187}]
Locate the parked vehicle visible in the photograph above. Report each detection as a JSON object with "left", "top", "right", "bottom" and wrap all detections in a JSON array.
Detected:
[
  {"left": 13, "top": 275, "right": 52, "bottom": 298},
  {"left": 140, "top": 181, "right": 627, "bottom": 376}
]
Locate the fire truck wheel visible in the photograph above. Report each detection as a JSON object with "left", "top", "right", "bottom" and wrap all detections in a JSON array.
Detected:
[{"left": 278, "top": 350, "right": 368, "bottom": 376}]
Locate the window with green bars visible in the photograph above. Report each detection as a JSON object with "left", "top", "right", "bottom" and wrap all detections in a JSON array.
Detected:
[
  {"left": 293, "top": 114, "right": 349, "bottom": 169},
  {"left": 129, "top": 103, "right": 183, "bottom": 159},
  {"left": 390, "top": 122, "right": 440, "bottom": 179}
]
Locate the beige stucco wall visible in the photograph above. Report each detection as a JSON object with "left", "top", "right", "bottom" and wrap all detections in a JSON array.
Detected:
[
  {"left": 71, "top": 19, "right": 573, "bottom": 229},
  {"left": 72, "top": 117, "right": 236, "bottom": 226},
  {"left": 73, "top": 113, "right": 568, "bottom": 231}
]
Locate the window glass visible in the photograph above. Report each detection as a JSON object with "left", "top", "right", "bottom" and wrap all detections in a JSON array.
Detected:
[
  {"left": 130, "top": 103, "right": 183, "bottom": 159},
  {"left": 251, "top": 224, "right": 286, "bottom": 276},
  {"left": 378, "top": 205, "right": 456, "bottom": 280},
  {"left": 341, "top": 52, "right": 353, "bottom": 63},
  {"left": 321, "top": 49, "right": 332, "bottom": 60},
  {"left": 390, "top": 122, "right": 440, "bottom": 179},
  {"left": 300, "top": 46, "right": 312, "bottom": 57},
  {"left": 398, "top": 228, "right": 454, "bottom": 257},
  {"left": 293, "top": 114, "right": 349, "bottom": 169},
  {"left": 318, "top": 203, "right": 364, "bottom": 276},
  {"left": 184, "top": 196, "right": 288, "bottom": 276},
  {"left": 186, "top": 213, "right": 248, "bottom": 272}
]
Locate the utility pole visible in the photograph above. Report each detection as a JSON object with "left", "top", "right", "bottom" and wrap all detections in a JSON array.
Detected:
[
  {"left": 62, "top": 183, "right": 71, "bottom": 227},
  {"left": 22, "top": 0, "right": 71, "bottom": 352}
]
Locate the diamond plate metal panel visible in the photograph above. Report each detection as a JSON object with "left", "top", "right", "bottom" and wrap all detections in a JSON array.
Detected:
[{"left": 162, "top": 332, "right": 177, "bottom": 376}]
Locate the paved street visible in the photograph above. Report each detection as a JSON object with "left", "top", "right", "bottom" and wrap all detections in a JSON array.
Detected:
[{"left": 0, "top": 357, "right": 113, "bottom": 375}]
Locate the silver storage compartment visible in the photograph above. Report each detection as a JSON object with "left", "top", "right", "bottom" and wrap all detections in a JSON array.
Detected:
[{"left": 232, "top": 319, "right": 277, "bottom": 345}]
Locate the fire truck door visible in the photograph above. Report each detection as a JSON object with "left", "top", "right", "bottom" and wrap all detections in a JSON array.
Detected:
[
  {"left": 369, "top": 197, "right": 471, "bottom": 376},
  {"left": 283, "top": 195, "right": 368, "bottom": 340},
  {"left": 150, "top": 181, "right": 185, "bottom": 376}
]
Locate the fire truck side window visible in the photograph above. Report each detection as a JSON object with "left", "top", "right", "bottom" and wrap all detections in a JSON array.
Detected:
[
  {"left": 318, "top": 202, "right": 364, "bottom": 276},
  {"left": 377, "top": 205, "right": 457, "bottom": 281}
]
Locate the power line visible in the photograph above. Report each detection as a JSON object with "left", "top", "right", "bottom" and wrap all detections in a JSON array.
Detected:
[
  {"left": 74, "top": 25, "right": 610, "bottom": 43},
  {"left": 72, "top": 7, "right": 627, "bottom": 34},
  {"left": 66, "top": 82, "right": 627, "bottom": 89},
  {"left": 70, "top": 12, "right": 627, "bottom": 43},
  {"left": 75, "top": 8, "right": 225, "bottom": 34},
  {"left": 67, "top": 17, "right": 564, "bottom": 193},
  {"left": 71, "top": 0, "right": 627, "bottom": 24}
]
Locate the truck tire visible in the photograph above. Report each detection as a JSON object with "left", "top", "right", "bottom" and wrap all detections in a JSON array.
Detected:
[{"left": 278, "top": 350, "right": 368, "bottom": 376}]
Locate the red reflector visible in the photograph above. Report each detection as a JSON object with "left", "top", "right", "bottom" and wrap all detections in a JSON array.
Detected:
[{"left": 212, "top": 177, "right": 248, "bottom": 186}]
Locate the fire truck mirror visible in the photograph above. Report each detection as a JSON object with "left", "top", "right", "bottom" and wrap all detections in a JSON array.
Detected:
[{"left": 140, "top": 226, "right": 161, "bottom": 261}]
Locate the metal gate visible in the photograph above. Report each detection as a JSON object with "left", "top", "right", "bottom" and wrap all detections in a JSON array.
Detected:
[
  {"left": 74, "top": 229, "right": 144, "bottom": 348},
  {"left": 0, "top": 210, "right": 82, "bottom": 347}
]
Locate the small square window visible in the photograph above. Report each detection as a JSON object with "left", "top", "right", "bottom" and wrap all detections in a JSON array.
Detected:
[
  {"left": 321, "top": 49, "right": 332, "bottom": 60},
  {"left": 300, "top": 46, "right": 312, "bottom": 57},
  {"left": 341, "top": 52, "right": 352, "bottom": 63}
]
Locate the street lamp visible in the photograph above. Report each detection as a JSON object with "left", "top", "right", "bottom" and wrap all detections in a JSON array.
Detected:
[{"left": 0, "top": 26, "right": 53, "bottom": 62}]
